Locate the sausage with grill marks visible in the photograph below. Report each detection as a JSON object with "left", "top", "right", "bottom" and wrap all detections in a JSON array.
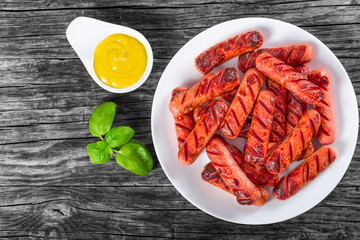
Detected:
[
  {"left": 206, "top": 135, "right": 267, "bottom": 205},
  {"left": 273, "top": 146, "right": 336, "bottom": 200},
  {"left": 171, "top": 87, "right": 195, "bottom": 148},
  {"left": 265, "top": 109, "right": 321, "bottom": 175},
  {"left": 201, "top": 162, "right": 269, "bottom": 206},
  {"left": 169, "top": 69, "right": 238, "bottom": 117},
  {"left": 219, "top": 68, "right": 265, "bottom": 139},
  {"left": 255, "top": 52, "right": 324, "bottom": 105},
  {"left": 309, "top": 69, "right": 336, "bottom": 144},
  {"left": 244, "top": 90, "right": 276, "bottom": 165},
  {"left": 238, "top": 44, "right": 313, "bottom": 72},
  {"left": 178, "top": 100, "right": 227, "bottom": 165},
  {"left": 195, "top": 31, "right": 263, "bottom": 74}
]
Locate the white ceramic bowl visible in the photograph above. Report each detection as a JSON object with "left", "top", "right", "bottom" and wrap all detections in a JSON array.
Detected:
[{"left": 66, "top": 17, "right": 153, "bottom": 93}]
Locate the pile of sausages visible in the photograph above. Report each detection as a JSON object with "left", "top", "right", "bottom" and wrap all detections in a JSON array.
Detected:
[{"left": 169, "top": 30, "right": 336, "bottom": 206}]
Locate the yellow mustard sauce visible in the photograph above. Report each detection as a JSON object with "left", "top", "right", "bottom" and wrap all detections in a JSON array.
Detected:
[{"left": 93, "top": 33, "right": 147, "bottom": 89}]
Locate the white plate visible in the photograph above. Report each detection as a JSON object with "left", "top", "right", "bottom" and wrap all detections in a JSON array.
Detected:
[{"left": 151, "top": 18, "right": 358, "bottom": 224}]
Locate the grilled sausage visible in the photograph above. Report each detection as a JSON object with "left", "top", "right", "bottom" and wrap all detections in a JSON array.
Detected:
[
  {"left": 178, "top": 100, "right": 227, "bottom": 165},
  {"left": 244, "top": 90, "right": 276, "bottom": 165},
  {"left": 169, "top": 69, "right": 239, "bottom": 117},
  {"left": 265, "top": 109, "right": 321, "bottom": 175},
  {"left": 195, "top": 31, "right": 263, "bottom": 74},
  {"left": 219, "top": 68, "right": 265, "bottom": 139},
  {"left": 238, "top": 45, "right": 313, "bottom": 72},
  {"left": 273, "top": 146, "right": 336, "bottom": 200},
  {"left": 171, "top": 87, "right": 195, "bottom": 148},
  {"left": 309, "top": 69, "right": 336, "bottom": 144},
  {"left": 267, "top": 78, "right": 287, "bottom": 142},
  {"left": 201, "top": 162, "right": 269, "bottom": 206},
  {"left": 255, "top": 52, "right": 324, "bottom": 105},
  {"left": 206, "top": 135, "right": 265, "bottom": 205}
]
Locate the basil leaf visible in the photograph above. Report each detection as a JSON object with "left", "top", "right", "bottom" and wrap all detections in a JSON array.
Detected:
[
  {"left": 89, "top": 102, "right": 117, "bottom": 137},
  {"left": 105, "top": 126, "right": 135, "bottom": 148},
  {"left": 87, "top": 141, "right": 111, "bottom": 164},
  {"left": 116, "top": 141, "right": 153, "bottom": 176}
]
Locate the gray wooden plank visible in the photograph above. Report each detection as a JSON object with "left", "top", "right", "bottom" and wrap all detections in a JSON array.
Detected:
[{"left": 0, "top": 186, "right": 358, "bottom": 239}]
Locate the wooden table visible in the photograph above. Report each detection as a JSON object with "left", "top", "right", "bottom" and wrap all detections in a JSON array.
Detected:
[{"left": 0, "top": 1, "right": 359, "bottom": 239}]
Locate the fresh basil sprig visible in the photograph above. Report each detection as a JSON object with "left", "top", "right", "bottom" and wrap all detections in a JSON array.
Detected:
[{"left": 86, "top": 102, "right": 153, "bottom": 176}]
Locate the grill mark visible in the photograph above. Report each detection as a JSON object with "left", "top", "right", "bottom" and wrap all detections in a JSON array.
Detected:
[
  {"left": 211, "top": 162, "right": 228, "bottom": 168},
  {"left": 285, "top": 47, "right": 294, "bottom": 63},
  {"left": 210, "top": 105, "right": 218, "bottom": 125},
  {"left": 181, "top": 92, "right": 187, "bottom": 105},
  {"left": 300, "top": 130, "right": 305, "bottom": 150},
  {"left": 318, "top": 111, "right": 330, "bottom": 121},
  {"left": 178, "top": 137, "right": 185, "bottom": 144},
  {"left": 318, "top": 126, "right": 330, "bottom": 136},
  {"left": 261, "top": 55, "right": 272, "bottom": 61},
  {"left": 231, "top": 109, "right": 240, "bottom": 128},
  {"left": 292, "top": 46, "right": 305, "bottom": 66},
  {"left": 300, "top": 86, "right": 322, "bottom": 93},
  {"left": 282, "top": 68, "right": 296, "bottom": 73},
  {"left": 273, "top": 48, "right": 283, "bottom": 58},
  {"left": 224, "top": 120, "right": 235, "bottom": 137},
  {"left": 248, "top": 85, "right": 255, "bottom": 101},
  {"left": 203, "top": 118, "right": 209, "bottom": 135},
  {"left": 204, "top": 76, "right": 213, "bottom": 96},
  {"left": 315, "top": 154, "right": 320, "bottom": 174},
  {"left": 269, "top": 84, "right": 286, "bottom": 99},
  {"left": 237, "top": 96, "right": 247, "bottom": 113},
  {"left": 194, "top": 82, "right": 201, "bottom": 98},
  {"left": 303, "top": 162, "right": 310, "bottom": 183},
  {"left": 275, "top": 103, "right": 286, "bottom": 116},
  {"left": 249, "top": 129, "right": 264, "bottom": 143},
  {"left": 217, "top": 71, "right": 225, "bottom": 92},
  {"left": 175, "top": 123, "right": 192, "bottom": 133},
  {"left": 245, "top": 52, "right": 256, "bottom": 69},
  {"left": 320, "top": 99, "right": 330, "bottom": 107},
  {"left": 289, "top": 78, "right": 307, "bottom": 84},
  {"left": 206, "top": 149, "right": 222, "bottom": 156},
  {"left": 288, "top": 107, "right": 302, "bottom": 119},
  {"left": 254, "top": 115, "right": 268, "bottom": 129},
  {"left": 289, "top": 141, "right": 293, "bottom": 162},
  {"left": 246, "top": 144, "right": 261, "bottom": 156},
  {"left": 259, "top": 99, "right": 273, "bottom": 115},
  {"left": 193, "top": 131, "right": 199, "bottom": 149},
  {"left": 309, "top": 118, "right": 317, "bottom": 138},
  {"left": 271, "top": 125, "right": 283, "bottom": 138},
  {"left": 184, "top": 142, "right": 189, "bottom": 162},
  {"left": 287, "top": 119, "right": 297, "bottom": 128}
]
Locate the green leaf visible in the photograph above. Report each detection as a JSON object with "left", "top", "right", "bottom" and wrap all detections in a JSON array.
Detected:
[
  {"left": 105, "top": 126, "right": 135, "bottom": 148},
  {"left": 89, "top": 102, "right": 117, "bottom": 137},
  {"left": 87, "top": 141, "right": 111, "bottom": 164},
  {"left": 116, "top": 141, "right": 153, "bottom": 176}
]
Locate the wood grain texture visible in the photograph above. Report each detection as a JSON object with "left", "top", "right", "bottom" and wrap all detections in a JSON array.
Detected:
[{"left": 0, "top": 0, "right": 359, "bottom": 239}]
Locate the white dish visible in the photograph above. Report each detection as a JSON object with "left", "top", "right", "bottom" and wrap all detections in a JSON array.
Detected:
[
  {"left": 151, "top": 18, "right": 358, "bottom": 224},
  {"left": 66, "top": 17, "right": 153, "bottom": 93}
]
